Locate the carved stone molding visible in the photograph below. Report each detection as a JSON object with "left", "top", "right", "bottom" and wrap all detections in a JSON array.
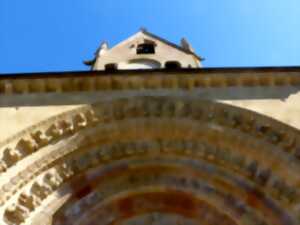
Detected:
[{"left": 0, "top": 96, "right": 299, "bottom": 225}]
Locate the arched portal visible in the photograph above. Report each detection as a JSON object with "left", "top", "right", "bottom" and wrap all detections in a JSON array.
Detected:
[{"left": 0, "top": 96, "right": 299, "bottom": 225}]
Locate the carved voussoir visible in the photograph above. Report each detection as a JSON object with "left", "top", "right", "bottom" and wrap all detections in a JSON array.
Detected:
[
  {"left": 73, "top": 113, "right": 87, "bottom": 129},
  {"left": 18, "top": 192, "right": 40, "bottom": 211},
  {"left": 16, "top": 138, "right": 38, "bottom": 154},
  {"left": 30, "top": 181, "right": 52, "bottom": 200},
  {"left": 43, "top": 172, "right": 63, "bottom": 190},
  {"left": 4, "top": 204, "right": 29, "bottom": 225},
  {"left": 0, "top": 160, "right": 7, "bottom": 173},
  {"left": 85, "top": 109, "right": 99, "bottom": 124},
  {"left": 31, "top": 130, "right": 50, "bottom": 146},
  {"left": 3, "top": 147, "right": 23, "bottom": 167},
  {"left": 46, "top": 124, "right": 64, "bottom": 140},
  {"left": 58, "top": 120, "right": 74, "bottom": 134},
  {"left": 56, "top": 162, "right": 75, "bottom": 179}
]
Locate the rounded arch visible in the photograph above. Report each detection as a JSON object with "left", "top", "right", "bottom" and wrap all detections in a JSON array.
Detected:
[
  {"left": 165, "top": 61, "right": 181, "bottom": 69},
  {"left": 119, "top": 59, "right": 161, "bottom": 70},
  {"left": 0, "top": 96, "right": 299, "bottom": 225}
]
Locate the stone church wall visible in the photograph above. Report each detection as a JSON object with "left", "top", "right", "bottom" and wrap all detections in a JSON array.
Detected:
[{"left": 0, "top": 85, "right": 300, "bottom": 142}]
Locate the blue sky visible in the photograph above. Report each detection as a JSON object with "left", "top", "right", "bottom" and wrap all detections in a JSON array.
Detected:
[{"left": 0, "top": 0, "right": 300, "bottom": 73}]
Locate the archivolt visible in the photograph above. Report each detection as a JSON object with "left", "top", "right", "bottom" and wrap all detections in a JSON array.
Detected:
[{"left": 0, "top": 96, "right": 299, "bottom": 225}]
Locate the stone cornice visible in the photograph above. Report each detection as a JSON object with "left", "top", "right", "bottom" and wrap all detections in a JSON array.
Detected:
[{"left": 0, "top": 67, "right": 300, "bottom": 95}]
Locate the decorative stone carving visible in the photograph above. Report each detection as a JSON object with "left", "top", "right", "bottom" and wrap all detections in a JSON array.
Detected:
[
  {"left": 0, "top": 97, "right": 299, "bottom": 225},
  {"left": 43, "top": 172, "right": 63, "bottom": 190},
  {"left": 58, "top": 120, "right": 74, "bottom": 134},
  {"left": 16, "top": 138, "right": 37, "bottom": 155},
  {"left": 30, "top": 181, "right": 52, "bottom": 200},
  {"left": 73, "top": 113, "right": 87, "bottom": 129},
  {"left": 56, "top": 162, "right": 76, "bottom": 180},
  {"left": 3, "top": 147, "right": 23, "bottom": 167},
  {"left": 18, "top": 192, "right": 40, "bottom": 211},
  {"left": 46, "top": 124, "right": 63, "bottom": 139},
  {"left": 85, "top": 109, "right": 99, "bottom": 124},
  {"left": 31, "top": 130, "right": 49, "bottom": 146},
  {"left": 4, "top": 204, "right": 29, "bottom": 225},
  {"left": 0, "top": 160, "right": 7, "bottom": 173}
]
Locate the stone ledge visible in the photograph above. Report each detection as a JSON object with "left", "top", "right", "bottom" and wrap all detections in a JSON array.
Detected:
[{"left": 0, "top": 68, "right": 300, "bottom": 95}]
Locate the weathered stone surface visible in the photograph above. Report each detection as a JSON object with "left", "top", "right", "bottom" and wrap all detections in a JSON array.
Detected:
[{"left": 0, "top": 43, "right": 300, "bottom": 225}]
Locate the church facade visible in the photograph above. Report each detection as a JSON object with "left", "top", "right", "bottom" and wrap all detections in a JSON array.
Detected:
[{"left": 0, "top": 30, "right": 299, "bottom": 225}]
